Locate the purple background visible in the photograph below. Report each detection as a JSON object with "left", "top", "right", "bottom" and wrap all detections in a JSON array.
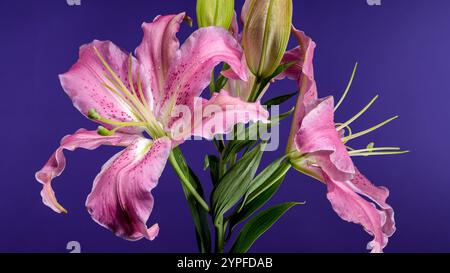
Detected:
[{"left": 1, "top": 0, "right": 449, "bottom": 253}]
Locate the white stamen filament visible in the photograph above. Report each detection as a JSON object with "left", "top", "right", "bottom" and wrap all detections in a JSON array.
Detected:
[
  {"left": 349, "top": 151, "right": 410, "bottom": 157},
  {"left": 336, "top": 95, "right": 379, "bottom": 132},
  {"left": 94, "top": 47, "right": 165, "bottom": 138},
  {"left": 341, "top": 115, "right": 399, "bottom": 142},
  {"left": 334, "top": 62, "right": 358, "bottom": 111}
]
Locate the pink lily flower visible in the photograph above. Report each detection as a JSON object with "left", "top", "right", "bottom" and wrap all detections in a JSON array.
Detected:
[
  {"left": 286, "top": 28, "right": 406, "bottom": 253},
  {"left": 36, "top": 13, "right": 269, "bottom": 241}
]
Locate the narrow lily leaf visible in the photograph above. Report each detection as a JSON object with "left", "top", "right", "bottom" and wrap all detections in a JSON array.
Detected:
[
  {"left": 214, "top": 63, "right": 230, "bottom": 93},
  {"left": 229, "top": 159, "right": 291, "bottom": 231},
  {"left": 246, "top": 158, "right": 290, "bottom": 201},
  {"left": 215, "top": 74, "right": 229, "bottom": 92},
  {"left": 172, "top": 147, "right": 211, "bottom": 253},
  {"left": 209, "top": 70, "right": 216, "bottom": 95},
  {"left": 230, "top": 202, "right": 300, "bottom": 253},
  {"left": 244, "top": 108, "right": 294, "bottom": 141},
  {"left": 203, "top": 155, "right": 210, "bottom": 170},
  {"left": 204, "top": 155, "right": 220, "bottom": 186},
  {"left": 222, "top": 139, "right": 256, "bottom": 163},
  {"left": 212, "top": 144, "right": 264, "bottom": 221},
  {"left": 222, "top": 109, "right": 294, "bottom": 163},
  {"left": 229, "top": 176, "right": 284, "bottom": 234},
  {"left": 263, "top": 92, "right": 298, "bottom": 109}
]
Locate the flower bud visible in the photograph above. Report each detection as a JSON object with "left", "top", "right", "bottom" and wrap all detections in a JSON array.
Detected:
[
  {"left": 197, "top": 0, "right": 235, "bottom": 29},
  {"left": 242, "top": 0, "right": 293, "bottom": 78}
]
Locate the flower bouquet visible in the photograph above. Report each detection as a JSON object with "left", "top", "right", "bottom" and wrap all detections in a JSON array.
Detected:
[{"left": 36, "top": 0, "right": 406, "bottom": 253}]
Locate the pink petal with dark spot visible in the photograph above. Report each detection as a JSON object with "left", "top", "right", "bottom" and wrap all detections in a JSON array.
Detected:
[
  {"left": 136, "top": 13, "right": 186, "bottom": 110},
  {"left": 158, "top": 26, "right": 247, "bottom": 127},
  {"left": 86, "top": 137, "right": 171, "bottom": 241},
  {"left": 59, "top": 40, "right": 148, "bottom": 134}
]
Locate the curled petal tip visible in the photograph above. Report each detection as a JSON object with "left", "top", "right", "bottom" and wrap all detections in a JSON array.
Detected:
[
  {"left": 146, "top": 223, "right": 160, "bottom": 241},
  {"left": 38, "top": 183, "right": 68, "bottom": 214}
]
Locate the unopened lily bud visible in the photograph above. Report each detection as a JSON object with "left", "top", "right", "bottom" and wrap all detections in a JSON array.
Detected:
[
  {"left": 197, "top": 0, "right": 235, "bottom": 29},
  {"left": 242, "top": 0, "right": 293, "bottom": 78}
]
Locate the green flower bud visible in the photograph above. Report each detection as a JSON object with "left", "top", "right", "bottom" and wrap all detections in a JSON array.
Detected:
[
  {"left": 242, "top": 0, "right": 293, "bottom": 78},
  {"left": 197, "top": 0, "right": 235, "bottom": 29}
]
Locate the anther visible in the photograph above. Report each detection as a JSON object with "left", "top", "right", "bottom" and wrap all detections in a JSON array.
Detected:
[
  {"left": 97, "top": 126, "right": 114, "bottom": 136},
  {"left": 88, "top": 109, "right": 101, "bottom": 120}
]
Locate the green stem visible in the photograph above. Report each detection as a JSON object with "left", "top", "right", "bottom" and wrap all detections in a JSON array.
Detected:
[
  {"left": 169, "top": 152, "right": 210, "bottom": 212},
  {"left": 248, "top": 77, "right": 263, "bottom": 103},
  {"left": 214, "top": 220, "right": 226, "bottom": 253}
]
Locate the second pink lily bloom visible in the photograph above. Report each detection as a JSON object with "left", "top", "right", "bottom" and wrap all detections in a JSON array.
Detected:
[{"left": 286, "top": 28, "right": 396, "bottom": 253}]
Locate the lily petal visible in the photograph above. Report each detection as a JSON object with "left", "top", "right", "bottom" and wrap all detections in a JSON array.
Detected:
[
  {"left": 136, "top": 13, "right": 186, "bottom": 109},
  {"left": 158, "top": 26, "right": 247, "bottom": 127},
  {"left": 35, "top": 129, "right": 140, "bottom": 214},
  {"left": 286, "top": 30, "right": 318, "bottom": 153},
  {"left": 170, "top": 90, "right": 269, "bottom": 142},
  {"left": 60, "top": 40, "right": 146, "bottom": 133},
  {"left": 86, "top": 137, "right": 171, "bottom": 241},
  {"left": 325, "top": 170, "right": 395, "bottom": 253},
  {"left": 279, "top": 28, "right": 316, "bottom": 82},
  {"left": 222, "top": 57, "right": 256, "bottom": 101},
  {"left": 295, "top": 97, "right": 355, "bottom": 180}
]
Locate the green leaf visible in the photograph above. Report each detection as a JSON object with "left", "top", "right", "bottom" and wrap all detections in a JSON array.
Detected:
[
  {"left": 229, "top": 177, "right": 284, "bottom": 233},
  {"left": 209, "top": 70, "right": 216, "bottom": 95},
  {"left": 212, "top": 144, "right": 264, "bottom": 221},
  {"left": 228, "top": 159, "right": 291, "bottom": 231},
  {"left": 213, "top": 63, "right": 230, "bottom": 93},
  {"left": 245, "top": 159, "right": 291, "bottom": 203},
  {"left": 263, "top": 92, "right": 298, "bottom": 109},
  {"left": 214, "top": 74, "right": 228, "bottom": 92},
  {"left": 204, "top": 155, "right": 220, "bottom": 186},
  {"left": 230, "top": 202, "right": 300, "bottom": 253},
  {"left": 222, "top": 139, "right": 256, "bottom": 163},
  {"left": 221, "top": 108, "right": 294, "bottom": 163},
  {"left": 171, "top": 147, "right": 211, "bottom": 253}
]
